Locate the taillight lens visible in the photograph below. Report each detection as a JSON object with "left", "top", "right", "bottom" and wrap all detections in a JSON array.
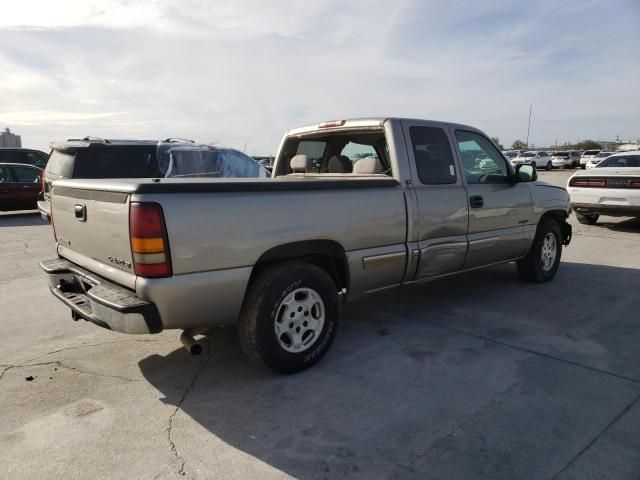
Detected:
[
  {"left": 629, "top": 179, "right": 640, "bottom": 188},
  {"left": 570, "top": 178, "right": 607, "bottom": 188},
  {"left": 130, "top": 202, "right": 172, "bottom": 278}
]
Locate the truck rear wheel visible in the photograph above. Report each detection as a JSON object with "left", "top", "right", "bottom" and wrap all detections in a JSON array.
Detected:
[
  {"left": 237, "top": 261, "right": 340, "bottom": 373},
  {"left": 517, "top": 218, "right": 562, "bottom": 283}
]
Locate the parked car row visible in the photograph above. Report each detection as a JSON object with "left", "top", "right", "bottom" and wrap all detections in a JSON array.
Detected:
[
  {"left": 0, "top": 139, "right": 268, "bottom": 215},
  {"left": 567, "top": 151, "right": 640, "bottom": 224},
  {"left": 503, "top": 149, "right": 619, "bottom": 171}
]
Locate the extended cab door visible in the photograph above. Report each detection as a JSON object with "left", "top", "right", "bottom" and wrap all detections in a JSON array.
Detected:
[
  {"left": 402, "top": 121, "right": 469, "bottom": 280},
  {"left": 452, "top": 129, "right": 533, "bottom": 269}
]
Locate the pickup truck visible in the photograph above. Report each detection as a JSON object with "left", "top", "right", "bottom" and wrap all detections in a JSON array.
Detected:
[{"left": 42, "top": 117, "right": 572, "bottom": 373}]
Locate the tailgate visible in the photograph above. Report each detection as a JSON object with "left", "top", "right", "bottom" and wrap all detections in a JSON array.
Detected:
[{"left": 52, "top": 185, "right": 136, "bottom": 289}]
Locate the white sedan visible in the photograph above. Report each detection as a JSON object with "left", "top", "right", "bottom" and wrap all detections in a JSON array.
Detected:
[{"left": 567, "top": 152, "right": 640, "bottom": 224}]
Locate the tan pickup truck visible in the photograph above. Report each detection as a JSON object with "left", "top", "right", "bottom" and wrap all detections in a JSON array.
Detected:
[{"left": 42, "top": 117, "right": 572, "bottom": 372}]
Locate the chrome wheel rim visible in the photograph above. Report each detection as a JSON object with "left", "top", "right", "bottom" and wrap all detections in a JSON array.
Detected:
[
  {"left": 274, "top": 288, "right": 325, "bottom": 353},
  {"left": 540, "top": 232, "right": 557, "bottom": 272}
]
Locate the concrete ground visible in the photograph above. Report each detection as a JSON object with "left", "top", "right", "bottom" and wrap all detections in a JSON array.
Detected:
[{"left": 0, "top": 169, "right": 638, "bottom": 480}]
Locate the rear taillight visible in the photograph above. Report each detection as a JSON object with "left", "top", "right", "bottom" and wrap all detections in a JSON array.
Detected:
[
  {"left": 629, "top": 179, "right": 640, "bottom": 188},
  {"left": 129, "top": 202, "right": 172, "bottom": 278},
  {"left": 570, "top": 178, "right": 607, "bottom": 188}
]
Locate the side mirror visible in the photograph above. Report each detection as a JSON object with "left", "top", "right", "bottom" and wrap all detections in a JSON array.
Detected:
[{"left": 515, "top": 164, "right": 537, "bottom": 182}]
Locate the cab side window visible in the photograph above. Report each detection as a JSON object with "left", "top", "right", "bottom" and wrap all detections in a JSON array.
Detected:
[
  {"left": 409, "top": 126, "right": 457, "bottom": 184},
  {"left": 455, "top": 130, "right": 509, "bottom": 184}
]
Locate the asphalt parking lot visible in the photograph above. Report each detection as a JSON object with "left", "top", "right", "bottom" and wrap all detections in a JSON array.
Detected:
[{"left": 1, "top": 169, "right": 638, "bottom": 480}]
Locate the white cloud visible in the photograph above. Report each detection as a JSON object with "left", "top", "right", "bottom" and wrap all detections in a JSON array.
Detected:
[
  {"left": 1, "top": 0, "right": 639, "bottom": 153},
  {"left": 0, "top": 110, "right": 126, "bottom": 125}
]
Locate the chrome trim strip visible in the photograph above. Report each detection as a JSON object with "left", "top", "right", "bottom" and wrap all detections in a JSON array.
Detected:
[
  {"left": 362, "top": 251, "right": 406, "bottom": 269},
  {"left": 468, "top": 237, "right": 499, "bottom": 251},
  {"left": 420, "top": 241, "right": 468, "bottom": 256}
]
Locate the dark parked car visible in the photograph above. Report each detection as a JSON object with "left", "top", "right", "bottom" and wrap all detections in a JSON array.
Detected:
[
  {"left": 39, "top": 138, "right": 160, "bottom": 221},
  {"left": 0, "top": 163, "right": 43, "bottom": 212},
  {"left": 39, "top": 137, "right": 267, "bottom": 221},
  {"left": 0, "top": 147, "right": 49, "bottom": 168}
]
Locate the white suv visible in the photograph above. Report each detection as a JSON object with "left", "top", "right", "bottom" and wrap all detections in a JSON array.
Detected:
[
  {"left": 512, "top": 151, "right": 553, "bottom": 170},
  {"left": 580, "top": 150, "right": 600, "bottom": 169}
]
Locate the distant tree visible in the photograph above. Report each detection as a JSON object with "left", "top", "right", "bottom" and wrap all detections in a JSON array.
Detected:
[
  {"left": 511, "top": 139, "right": 527, "bottom": 150},
  {"left": 573, "top": 140, "right": 602, "bottom": 150},
  {"left": 490, "top": 137, "right": 504, "bottom": 150}
]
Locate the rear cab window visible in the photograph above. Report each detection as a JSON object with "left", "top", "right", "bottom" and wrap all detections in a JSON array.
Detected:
[{"left": 277, "top": 130, "right": 391, "bottom": 176}]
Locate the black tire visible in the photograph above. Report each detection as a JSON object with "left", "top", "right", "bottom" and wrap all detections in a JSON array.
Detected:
[
  {"left": 237, "top": 261, "right": 340, "bottom": 374},
  {"left": 576, "top": 213, "right": 599, "bottom": 225},
  {"left": 545, "top": 161, "right": 552, "bottom": 171},
  {"left": 517, "top": 218, "right": 563, "bottom": 283}
]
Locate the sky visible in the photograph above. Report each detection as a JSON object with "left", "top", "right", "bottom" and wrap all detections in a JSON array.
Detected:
[{"left": 1, "top": 0, "right": 639, "bottom": 154}]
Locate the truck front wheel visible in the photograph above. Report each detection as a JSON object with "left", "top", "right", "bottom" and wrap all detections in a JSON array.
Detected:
[
  {"left": 237, "top": 262, "right": 340, "bottom": 373},
  {"left": 517, "top": 218, "right": 563, "bottom": 283}
]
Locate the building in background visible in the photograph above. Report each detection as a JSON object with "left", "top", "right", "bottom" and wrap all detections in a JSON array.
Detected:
[{"left": 0, "top": 128, "right": 22, "bottom": 147}]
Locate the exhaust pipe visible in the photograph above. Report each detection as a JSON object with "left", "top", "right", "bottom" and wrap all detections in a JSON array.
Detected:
[{"left": 180, "top": 330, "right": 203, "bottom": 356}]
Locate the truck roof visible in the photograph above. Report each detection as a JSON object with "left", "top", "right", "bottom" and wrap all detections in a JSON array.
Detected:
[{"left": 286, "top": 117, "right": 480, "bottom": 136}]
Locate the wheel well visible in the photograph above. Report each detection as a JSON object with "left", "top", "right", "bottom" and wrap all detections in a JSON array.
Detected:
[
  {"left": 539, "top": 209, "right": 567, "bottom": 226},
  {"left": 250, "top": 240, "right": 349, "bottom": 292}
]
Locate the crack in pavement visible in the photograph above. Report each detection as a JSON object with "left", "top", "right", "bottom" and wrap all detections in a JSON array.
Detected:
[
  {"left": 0, "top": 360, "right": 141, "bottom": 383},
  {"left": 549, "top": 392, "right": 640, "bottom": 480},
  {"left": 0, "top": 365, "right": 13, "bottom": 381},
  {"left": 153, "top": 340, "right": 213, "bottom": 479}
]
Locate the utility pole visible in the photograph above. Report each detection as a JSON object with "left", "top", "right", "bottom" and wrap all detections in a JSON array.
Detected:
[{"left": 526, "top": 104, "right": 532, "bottom": 148}]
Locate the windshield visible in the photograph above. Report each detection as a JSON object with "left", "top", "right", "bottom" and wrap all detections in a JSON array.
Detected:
[
  {"left": 157, "top": 144, "right": 264, "bottom": 178},
  {"left": 46, "top": 150, "right": 75, "bottom": 177},
  {"left": 595, "top": 152, "right": 612, "bottom": 158},
  {"left": 596, "top": 155, "right": 640, "bottom": 168},
  {"left": 519, "top": 152, "right": 535, "bottom": 157},
  {"left": 583, "top": 150, "right": 600, "bottom": 156},
  {"left": 553, "top": 152, "right": 569, "bottom": 156}
]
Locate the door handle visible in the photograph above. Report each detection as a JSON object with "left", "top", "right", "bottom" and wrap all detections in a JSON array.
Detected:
[
  {"left": 469, "top": 195, "right": 484, "bottom": 208},
  {"left": 74, "top": 204, "right": 86, "bottom": 221}
]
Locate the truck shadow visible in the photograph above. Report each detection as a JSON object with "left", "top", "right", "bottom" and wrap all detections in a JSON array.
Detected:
[
  {"left": 0, "top": 211, "right": 47, "bottom": 227},
  {"left": 138, "top": 262, "right": 640, "bottom": 479},
  {"left": 599, "top": 217, "right": 640, "bottom": 233}
]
